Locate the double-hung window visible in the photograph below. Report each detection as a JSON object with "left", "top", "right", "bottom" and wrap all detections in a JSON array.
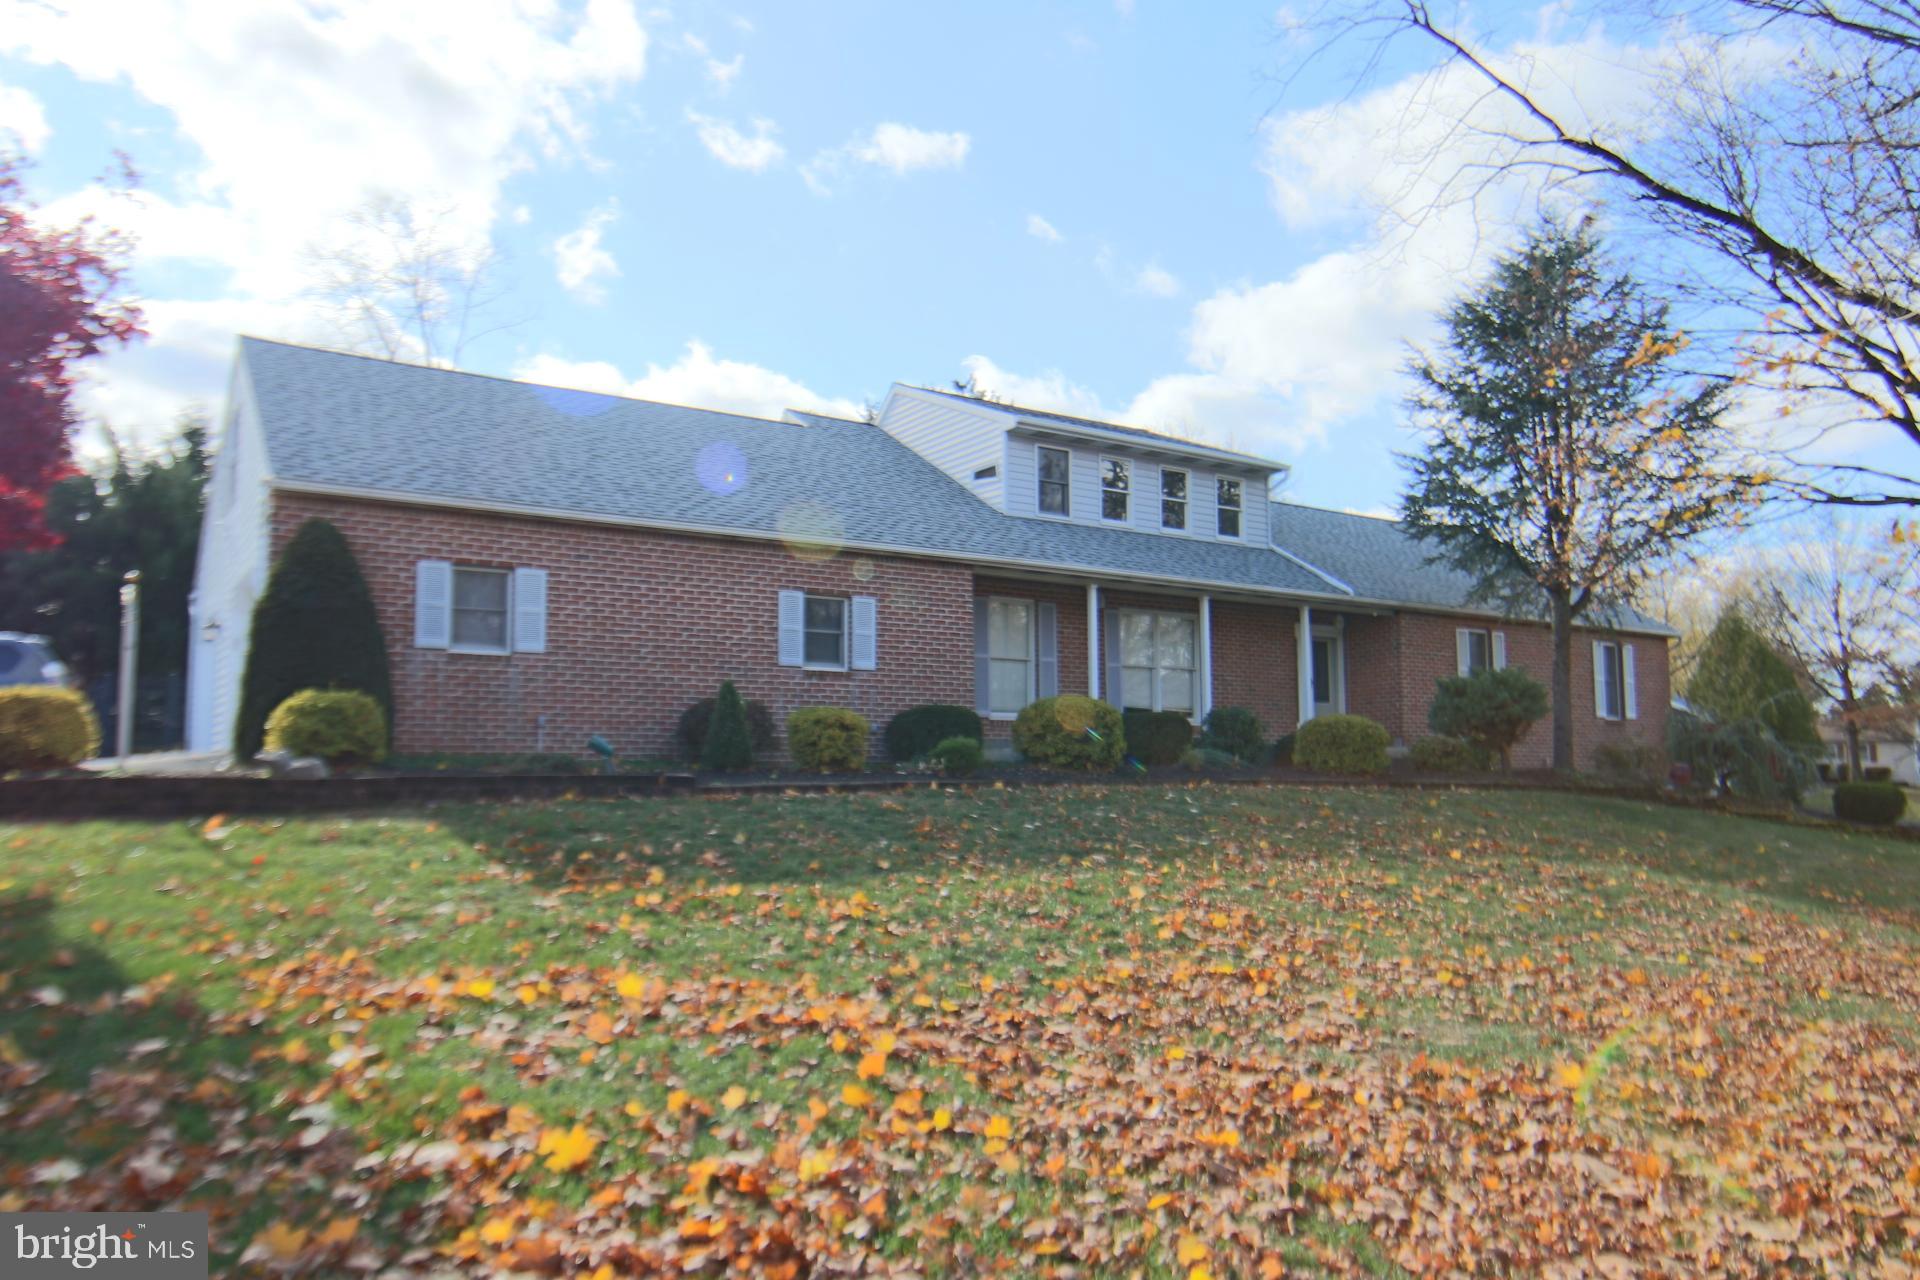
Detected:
[
  {"left": 804, "top": 595, "right": 849, "bottom": 669},
  {"left": 1101, "top": 458, "right": 1130, "bottom": 522},
  {"left": 1216, "top": 477, "right": 1242, "bottom": 538},
  {"left": 1037, "top": 445, "right": 1071, "bottom": 516},
  {"left": 1160, "top": 467, "right": 1188, "bottom": 530},
  {"left": 1118, "top": 610, "right": 1196, "bottom": 714},
  {"left": 1459, "top": 628, "right": 1493, "bottom": 676},
  {"left": 1595, "top": 641, "right": 1626, "bottom": 719},
  {"left": 987, "top": 598, "right": 1035, "bottom": 715},
  {"left": 451, "top": 567, "right": 510, "bottom": 653}
]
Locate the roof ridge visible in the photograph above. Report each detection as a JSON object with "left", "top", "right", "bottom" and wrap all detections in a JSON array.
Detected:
[
  {"left": 1269, "top": 498, "right": 1403, "bottom": 526},
  {"left": 239, "top": 335, "right": 851, "bottom": 433}
]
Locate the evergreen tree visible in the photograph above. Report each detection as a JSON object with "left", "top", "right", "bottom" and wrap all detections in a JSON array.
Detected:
[
  {"left": 232, "top": 519, "right": 392, "bottom": 758},
  {"left": 1685, "top": 607, "right": 1820, "bottom": 749},
  {"left": 1402, "top": 221, "right": 1756, "bottom": 770},
  {"left": 700, "top": 680, "right": 754, "bottom": 772}
]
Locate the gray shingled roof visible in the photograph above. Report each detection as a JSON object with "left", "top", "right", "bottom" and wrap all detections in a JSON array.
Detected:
[
  {"left": 242, "top": 339, "right": 1337, "bottom": 598},
  {"left": 241, "top": 339, "right": 1670, "bottom": 633}
]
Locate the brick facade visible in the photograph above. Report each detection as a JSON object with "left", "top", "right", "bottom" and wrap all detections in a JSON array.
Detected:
[{"left": 268, "top": 493, "right": 1669, "bottom": 770}]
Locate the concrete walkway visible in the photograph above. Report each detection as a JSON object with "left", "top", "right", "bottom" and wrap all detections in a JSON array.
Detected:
[{"left": 78, "top": 750, "right": 261, "bottom": 777}]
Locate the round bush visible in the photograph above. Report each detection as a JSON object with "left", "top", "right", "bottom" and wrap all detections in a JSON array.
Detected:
[
  {"left": 1428, "top": 667, "right": 1548, "bottom": 770},
  {"left": 928, "top": 735, "right": 985, "bottom": 777},
  {"left": 263, "top": 689, "right": 388, "bottom": 765},
  {"left": 1012, "top": 696, "right": 1126, "bottom": 771},
  {"left": 1293, "top": 713, "right": 1391, "bottom": 775},
  {"left": 1198, "top": 706, "right": 1265, "bottom": 763},
  {"left": 1832, "top": 781, "right": 1907, "bottom": 826},
  {"left": 1122, "top": 708, "right": 1192, "bottom": 766},
  {"left": 787, "top": 706, "right": 869, "bottom": 773},
  {"left": 1181, "top": 746, "right": 1240, "bottom": 771},
  {"left": 677, "top": 694, "right": 775, "bottom": 762},
  {"left": 0, "top": 687, "right": 101, "bottom": 771},
  {"left": 885, "top": 704, "right": 983, "bottom": 762},
  {"left": 1408, "top": 735, "right": 1490, "bottom": 773}
]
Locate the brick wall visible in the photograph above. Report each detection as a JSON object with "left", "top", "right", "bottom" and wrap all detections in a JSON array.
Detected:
[
  {"left": 1210, "top": 599, "right": 1299, "bottom": 738},
  {"left": 270, "top": 494, "right": 976, "bottom": 759},
  {"left": 971, "top": 577, "right": 1091, "bottom": 740}
]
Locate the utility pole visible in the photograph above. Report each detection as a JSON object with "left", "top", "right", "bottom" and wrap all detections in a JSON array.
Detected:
[{"left": 116, "top": 570, "right": 140, "bottom": 765}]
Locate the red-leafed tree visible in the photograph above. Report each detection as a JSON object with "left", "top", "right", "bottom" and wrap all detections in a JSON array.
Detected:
[{"left": 0, "top": 156, "right": 143, "bottom": 550}]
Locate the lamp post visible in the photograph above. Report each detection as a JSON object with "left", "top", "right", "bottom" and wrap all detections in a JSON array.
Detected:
[{"left": 116, "top": 570, "right": 140, "bottom": 765}]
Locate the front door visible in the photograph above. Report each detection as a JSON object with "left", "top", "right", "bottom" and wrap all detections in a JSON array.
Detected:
[{"left": 1311, "top": 630, "right": 1345, "bottom": 718}]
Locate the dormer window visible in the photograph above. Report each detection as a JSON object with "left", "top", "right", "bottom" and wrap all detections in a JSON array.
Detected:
[
  {"left": 1161, "top": 467, "right": 1188, "bottom": 530},
  {"left": 1037, "top": 446, "right": 1070, "bottom": 515},
  {"left": 1216, "top": 477, "right": 1242, "bottom": 538},
  {"left": 1101, "top": 458, "right": 1130, "bottom": 521}
]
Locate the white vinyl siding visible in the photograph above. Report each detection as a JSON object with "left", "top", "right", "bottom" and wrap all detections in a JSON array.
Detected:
[
  {"left": 1117, "top": 609, "right": 1197, "bottom": 713},
  {"left": 876, "top": 388, "right": 1007, "bottom": 507}
]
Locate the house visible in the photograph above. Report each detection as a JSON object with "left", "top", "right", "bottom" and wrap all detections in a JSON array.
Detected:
[
  {"left": 1816, "top": 716, "right": 1920, "bottom": 785},
  {"left": 185, "top": 338, "right": 1673, "bottom": 767}
]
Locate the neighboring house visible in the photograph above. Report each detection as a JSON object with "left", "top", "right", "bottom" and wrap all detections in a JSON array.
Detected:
[
  {"left": 186, "top": 338, "right": 1674, "bottom": 767},
  {"left": 1816, "top": 718, "right": 1920, "bottom": 785}
]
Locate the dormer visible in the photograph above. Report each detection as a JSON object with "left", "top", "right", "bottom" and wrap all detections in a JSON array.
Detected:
[{"left": 876, "top": 384, "right": 1287, "bottom": 546}]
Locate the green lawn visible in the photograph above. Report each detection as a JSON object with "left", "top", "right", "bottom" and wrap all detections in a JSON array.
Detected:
[{"left": 2, "top": 784, "right": 1917, "bottom": 1276}]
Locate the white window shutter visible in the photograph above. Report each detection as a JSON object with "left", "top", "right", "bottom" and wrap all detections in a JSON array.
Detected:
[
  {"left": 777, "top": 590, "right": 805, "bottom": 667},
  {"left": 1592, "top": 641, "right": 1608, "bottom": 718},
  {"left": 1036, "top": 601, "right": 1059, "bottom": 698},
  {"left": 512, "top": 567, "right": 548, "bottom": 653},
  {"left": 1622, "top": 643, "right": 1638, "bottom": 720},
  {"left": 1455, "top": 629, "right": 1472, "bottom": 677},
  {"left": 850, "top": 595, "right": 878, "bottom": 670},
  {"left": 1492, "top": 632, "right": 1507, "bottom": 670},
  {"left": 415, "top": 560, "right": 452, "bottom": 649}
]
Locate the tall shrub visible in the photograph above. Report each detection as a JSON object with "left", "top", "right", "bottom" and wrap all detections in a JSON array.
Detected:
[
  {"left": 233, "top": 519, "right": 391, "bottom": 759},
  {"left": 1428, "top": 667, "right": 1549, "bottom": 770},
  {"left": 1684, "top": 608, "right": 1820, "bottom": 750},
  {"left": 701, "top": 680, "right": 755, "bottom": 771}
]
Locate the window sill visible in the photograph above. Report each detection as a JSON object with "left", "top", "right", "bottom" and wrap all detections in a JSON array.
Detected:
[
  {"left": 447, "top": 645, "right": 512, "bottom": 656},
  {"left": 987, "top": 712, "right": 1019, "bottom": 721},
  {"left": 802, "top": 664, "right": 849, "bottom": 674}
]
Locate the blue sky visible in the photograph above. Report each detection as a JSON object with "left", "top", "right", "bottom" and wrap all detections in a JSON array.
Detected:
[{"left": 2, "top": 0, "right": 1912, "bottom": 517}]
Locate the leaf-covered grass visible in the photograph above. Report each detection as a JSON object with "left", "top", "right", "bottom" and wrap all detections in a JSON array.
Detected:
[{"left": 2, "top": 784, "right": 1917, "bottom": 1276}]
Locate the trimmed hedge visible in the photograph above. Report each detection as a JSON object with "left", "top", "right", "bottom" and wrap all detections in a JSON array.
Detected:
[
  {"left": 264, "top": 689, "right": 387, "bottom": 765},
  {"left": 787, "top": 707, "right": 868, "bottom": 773},
  {"left": 885, "top": 704, "right": 983, "bottom": 762},
  {"left": 1122, "top": 708, "right": 1192, "bottom": 766},
  {"left": 1594, "top": 741, "right": 1665, "bottom": 779},
  {"left": 1294, "top": 713, "right": 1391, "bottom": 775},
  {"left": 1198, "top": 706, "right": 1265, "bottom": 763},
  {"left": 1181, "top": 746, "right": 1240, "bottom": 771},
  {"left": 234, "top": 518, "right": 391, "bottom": 760},
  {"left": 1833, "top": 781, "right": 1907, "bottom": 826},
  {"left": 1013, "top": 696, "right": 1126, "bottom": 771},
  {"left": 0, "top": 687, "right": 101, "bottom": 771},
  {"left": 678, "top": 693, "right": 775, "bottom": 763},
  {"left": 928, "top": 736, "right": 985, "bottom": 777},
  {"left": 1408, "top": 735, "right": 1489, "bottom": 773}
]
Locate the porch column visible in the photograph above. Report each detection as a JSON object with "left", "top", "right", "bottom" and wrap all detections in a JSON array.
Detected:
[
  {"left": 1197, "top": 594, "right": 1212, "bottom": 721},
  {"left": 1086, "top": 583, "right": 1101, "bottom": 699},
  {"left": 1296, "top": 603, "right": 1314, "bottom": 728}
]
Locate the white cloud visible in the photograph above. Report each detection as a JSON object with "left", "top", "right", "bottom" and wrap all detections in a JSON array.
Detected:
[
  {"left": 958, "top": 355, "right": 1110, "bottom": 420},
  {"left": 1133, "top": 262, "right": 1180, "bottom": 298},
  {"left": 0, "top": 81, "right": 50, "bottom": 152},
  {"left": 1026, "top": 213, "right": 1063, "bottom": 243},
  {"left": 1, "top": 0, "right": 650, "bottom": 440},
  {"left": 518, "top": 342, "right": 863, "bottom": 421},
  {"left": 680, "top": 31, "right": 743, "bottom": 91},
  {"left": 551, "top": 200, "right": 621, "bottom": 304},
  {"left": 803, "top": 122, "right": 970, "bottom": 193},
  {"left": 686, "top": 110, "right": 784, "bottom": 171}
]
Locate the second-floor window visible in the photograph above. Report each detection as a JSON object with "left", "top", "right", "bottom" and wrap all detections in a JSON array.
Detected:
[
  {"left": 1101, "top": 458, "right": 1130, "bottom": 521},
  {"left": 1217, "top": 477, "right": 1242, "bottom": 538},
  {"left": 1038, "top": 446, "right": 1070, "bottom": 515},
  {"left": 1161, "top": 467, "right": 1188, "bottom": 530}
]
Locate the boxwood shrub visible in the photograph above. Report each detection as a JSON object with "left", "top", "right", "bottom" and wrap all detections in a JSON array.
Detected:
[
  {"left": 1197, "top": 706, "right": 1265, "bottom": 763},
  {"left": 264, "top": 689, "right": 388, "bottom": 765},
  {"left": 0, "top": 687, "right": 101, "bottom": 771},
  {"left": 927, "top": 735, "right": 985, "bottom": 777},
  {"left": 884, "top": 704, "right": 982, "bottom": 762},
  {"left": 787, "top": 707, "right": 869, "bottom": 773},
  {"left": 1832, "top": 781, "right": 1907, "bottom": 826},
  {"left": 1293, "top": 713, "right": 1391, "bottom": 775},
  {"left": 1012, "top": 695, "right": 1126, "bottom": 770},
  {"left": 1122, "top": 708, "right": 1192, "bottom": 766}
]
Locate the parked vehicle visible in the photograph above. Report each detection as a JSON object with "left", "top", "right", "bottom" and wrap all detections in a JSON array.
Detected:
[{"left": 0, "top": 633, "right": 74, "bottom": 688}]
